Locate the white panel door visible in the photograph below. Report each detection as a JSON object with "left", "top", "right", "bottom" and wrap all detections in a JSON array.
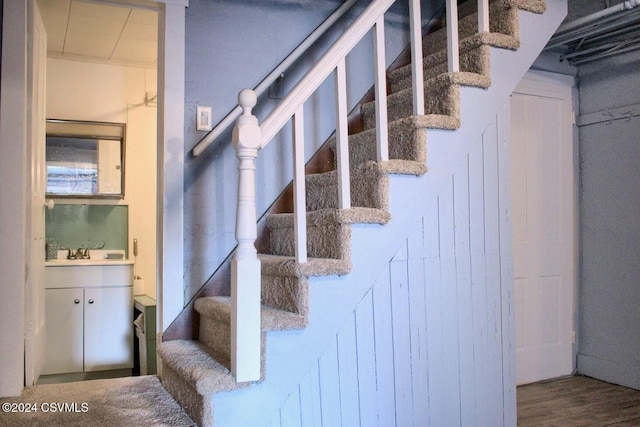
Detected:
[
  {"left": 24, "top": 0, "right": 47, "bottom": 386},
  {"left": 84, "top": 287, "right": 133, "bottom": 371},
  {"left": 511, "top": 74, "right": 575, "bottom": 385}
]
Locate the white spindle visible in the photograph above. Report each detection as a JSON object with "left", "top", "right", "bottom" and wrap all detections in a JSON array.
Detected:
[
  {"left": 292, "top": 106, "right": 308, "bottom": 263},
  {"left": 446, "top": 0, "right": 460, "bottom": 72},
  {"left": 373, "top": 16, "right": 389, "bottom": 162},
  {"left": 478, "top": 0, "right": 490, "bottom": 33},
  {"left": 409, "top": 0, "right": 425, "bottom": 115},
  {"left": 334, "top": 59, "right": 351, "bottom": 209},
  {"left": 231, "top": 89, "right": 262, "bottom": 382}
]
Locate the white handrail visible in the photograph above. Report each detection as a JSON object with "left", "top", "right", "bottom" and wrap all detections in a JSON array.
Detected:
[
  {"left": 192, "top": 0, "right": 359, "bottom": 157},
  {"left": 230, "top": 0, "right": 492, "bottom": 382},
  {"left": 260, "top": 0, "right": 397, "bottom": 147}
]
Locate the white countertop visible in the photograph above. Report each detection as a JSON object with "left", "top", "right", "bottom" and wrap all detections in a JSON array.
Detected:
[{"left": 45, "top": 249, "right": 134, "bottom": 267}]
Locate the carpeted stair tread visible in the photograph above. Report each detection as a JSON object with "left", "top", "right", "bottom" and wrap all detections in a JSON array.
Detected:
[
  {"left": 268, "top": 207, "right": 391, "bottom": 227},
  {"left": 423, "top": 0, "right": 525, "bottom": 55},
  {"left": 362, "top": 72, "right": 493, "bottom": 130},
  {"left": 158, "top": 340, "right": 249, "bottom": 394},
  {"left": 259, "top": 253, "right": 351, "bottom": 277},
  {"left": 195, "top": 296, "right": 307, "bottom": 331},
  {"left": 423, "top": 0, "right": 545, "bottom": 56},
  {"left": 389, "top": 32, "right": 523, "bottom": 93}
]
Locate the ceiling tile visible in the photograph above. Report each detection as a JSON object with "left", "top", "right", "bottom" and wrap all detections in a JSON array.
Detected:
[
  {"left": 67, "top": 14, "right": 127, "bottom": 37},
  {"left": 128, "top": 9, "right": 158, "bottom": 26},
  {"left": 120, "top": 22, "right": 157, "bottom": 42},
  {"left": 37, "top": 0, "right": 157, "bottom": 67},
  {"left": 64, "top": 33, "right": 119, "bottom": 59},
  {"left": 69, "top": 0, "right": 130, "bottom": 21},
  {"left": 112, "top": 39, "right": 157, "bottom": 64}
]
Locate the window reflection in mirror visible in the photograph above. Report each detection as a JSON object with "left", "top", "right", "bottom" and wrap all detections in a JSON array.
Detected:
[{"left": 46, "top": 119, "right": 125, "bottom": 198}]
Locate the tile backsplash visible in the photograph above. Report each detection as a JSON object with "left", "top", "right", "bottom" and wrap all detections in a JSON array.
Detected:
[{"left": 45, "top": 204, "right": 128, "bottom": 259}]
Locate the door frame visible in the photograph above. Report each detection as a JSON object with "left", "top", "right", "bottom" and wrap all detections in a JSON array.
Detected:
[
  {"left": 0, "top": 0, "right": 187, "bottom": 395},
  {"left": 511, "top": 69, "right": 579, "bottom": 384}
]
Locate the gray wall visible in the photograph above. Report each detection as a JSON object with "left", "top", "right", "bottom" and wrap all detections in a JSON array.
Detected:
[
  {"left": 577, "top": 49, "right": 640, "bottom": 389},
  {"left": 182, "top": 0, "right": 437, "bottom": 301}
]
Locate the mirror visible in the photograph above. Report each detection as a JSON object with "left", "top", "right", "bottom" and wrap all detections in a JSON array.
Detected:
[{"left": 46, "top": 119, "right": 126, "bottom": 198}]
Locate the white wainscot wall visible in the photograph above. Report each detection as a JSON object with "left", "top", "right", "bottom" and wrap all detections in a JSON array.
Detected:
[{"left": 265, "top": 109, "right": 516, "bottom": 427}]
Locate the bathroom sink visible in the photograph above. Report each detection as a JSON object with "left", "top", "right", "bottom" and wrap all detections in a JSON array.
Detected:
[{"left": 45, "top": 249, "right": 134, "bottom": 266}]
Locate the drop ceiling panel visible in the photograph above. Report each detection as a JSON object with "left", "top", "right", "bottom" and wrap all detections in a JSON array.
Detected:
[
  {"left": 112, "top": 40, "right": 157, "bottom": 63},
  {"left": 64, "top": 34, "right": 120, "bottom": 59},
  {"left": 37, "top": 0, "right": 157, "bottom": 67}
]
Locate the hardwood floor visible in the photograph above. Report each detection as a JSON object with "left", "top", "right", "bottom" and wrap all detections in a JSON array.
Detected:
[{"left": 517, "top": 375, "right": 640, "bottom": 426}]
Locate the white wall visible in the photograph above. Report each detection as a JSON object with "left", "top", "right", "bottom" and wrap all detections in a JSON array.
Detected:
[
  {"left": 0, "top": 0, "right": 29, "bottom": 397},
  {"left": 46, "top": 58, "right": 158, "bottom": 299}
]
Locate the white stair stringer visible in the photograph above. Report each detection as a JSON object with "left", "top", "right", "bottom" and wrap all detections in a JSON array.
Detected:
[{"left": 160, "top": 1, "right": 567, "bottom": 425}]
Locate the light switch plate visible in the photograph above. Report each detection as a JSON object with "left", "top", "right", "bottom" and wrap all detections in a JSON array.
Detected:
[{"left": 196, "top": 105, "right": 213, "bottom": 131}]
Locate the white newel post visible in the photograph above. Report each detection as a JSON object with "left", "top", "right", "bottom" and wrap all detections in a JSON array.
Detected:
[{"left": 231, "top": 89, "right": 262, "bottom": 382}]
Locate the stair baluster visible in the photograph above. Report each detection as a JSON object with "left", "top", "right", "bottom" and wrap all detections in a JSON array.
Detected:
[
  {"left": 478, "top": 0, "right": 490, "bottom": 32},
  {"left": 373, "top": 16, "right": 390, "bottom": 162},
  {"left": 334, "top": 58, "right": 351, "bottom": 209},
  {"left": 446, "top": 0, "right": 460, "bottom": 72},
  {"left": 292, "top": 106, "right": 308, "bottom": 263},
  {"left": 409, "top": 0, "right": 425, "bottom": 115}
]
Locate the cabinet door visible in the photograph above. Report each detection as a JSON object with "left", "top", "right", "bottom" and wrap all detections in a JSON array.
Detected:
[
  {"left": 83, "top": 287, "right": 133, "bottom": 371},
  {"left": 42, "top": 288, "right": 84, "bottom": 375}
]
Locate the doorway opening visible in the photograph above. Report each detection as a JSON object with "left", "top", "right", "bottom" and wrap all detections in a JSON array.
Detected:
[{"left": 36, "top": 0, "right": 158, "bottom": 385}]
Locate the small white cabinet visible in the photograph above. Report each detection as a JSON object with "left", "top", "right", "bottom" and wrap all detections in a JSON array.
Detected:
[{"left": 43, "top": 263, "right": 133, "bottom": 375}]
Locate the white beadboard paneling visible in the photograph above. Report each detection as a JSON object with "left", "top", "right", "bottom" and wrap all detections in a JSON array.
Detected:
[
  {"left": 267, "top": 98, "right": 516, "bottom": 427},
  {"left": 408, "top": 257, "right": 429, "bottom": 426},
  {"left": 355, "top": 290, "right": 378, "bottom": 427},
  {"left": 318, "top": 340, "right": 341, "bottom": 426},
  {"left": 424, "top": 254, "right": 446, "bottom": 426},
  {"left": 454, "top": 157, "right": 477, "bottom": 426},
  {"left": 372, "top": 272, "right": 397, "bottom": 426},
  {"left": 279, "top": 388, "right": 302, "bottom": 427},
  {"left": 337, "top": 315, "right": 360, "bottom": 427},
  {"left": 390, "top": 260, "right": 413, "bottom": 427},
  {"left": 298, "top": 367, "right": 322, "bottom": 427},
  {"left": 438, "top": 184, "right": 463, "bottom": 427}
]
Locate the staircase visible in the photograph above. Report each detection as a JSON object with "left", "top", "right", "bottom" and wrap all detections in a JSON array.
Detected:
[{"left": 159, "top": 0, "right": 566, "bottom": 425}]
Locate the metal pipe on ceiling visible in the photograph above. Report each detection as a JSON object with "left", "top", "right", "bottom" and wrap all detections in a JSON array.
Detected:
[{"left": 555, "top": 0, "right": 640, "bottom": 36}]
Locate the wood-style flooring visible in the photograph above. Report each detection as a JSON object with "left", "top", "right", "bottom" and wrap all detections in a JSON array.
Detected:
[{"left": 517, "top": 375, "right": 640, "bottom": 426}]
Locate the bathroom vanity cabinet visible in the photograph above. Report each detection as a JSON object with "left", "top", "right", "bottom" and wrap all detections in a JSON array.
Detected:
[{"left": 42, "top": 262, "right": 134, "bottom": 375}]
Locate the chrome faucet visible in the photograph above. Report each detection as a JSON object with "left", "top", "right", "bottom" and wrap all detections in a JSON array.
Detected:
[
  {"left": 75, "top": 248, "right": 89, "bottom": 259},
  {"left": 66, "top": 247, "right": 89, "bottom": 260}
]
